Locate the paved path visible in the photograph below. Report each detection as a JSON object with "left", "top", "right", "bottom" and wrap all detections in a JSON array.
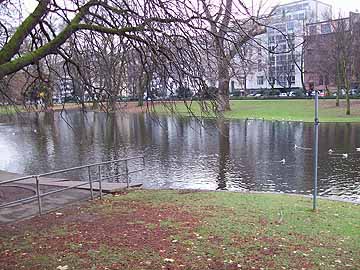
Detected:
[{"left": 0, "top": 170, "right": 142, "bottom": 224}]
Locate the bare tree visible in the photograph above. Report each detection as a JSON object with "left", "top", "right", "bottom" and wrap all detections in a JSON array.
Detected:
[
  {"left": 332, "top": 15, "right": 358, "bottom": 115},
  {"left": 0, "top": 0, "right": 283, "bottom": 115},
  {"left": 306, "top": 13, "right": 360, "bottom": 114},
  {"left": 0, "top": 0, "right": 207, "bottom": 105},
  {"left": 200, "top": 0, "right": 272, "bottom": 112}
]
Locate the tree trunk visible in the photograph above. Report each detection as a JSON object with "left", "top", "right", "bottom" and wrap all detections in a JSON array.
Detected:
[
  {"left": 244, "top": 75, "right": 247, "bottom": 95},
  {"left": 346, "top": 90, "right": 350, "bottom": 115},
  {"left": 216, "top": 119, "right": 230, "bottom": 190},
  {"left": 336, "top": 88, "right": 340, "bottom": 107},
  {"left": 217, "top": 63, "right": 231, "bottom": 112},
  {"left": 343, "top": 59, "right": 350, "bottom": 115},
  {"left": 137, "top": 73, "right": 147, "bottom": 107},
  {"left": 217, "top": 79, "right": 231, "bottom": 112},
  {"left": 137, "top": 80, "right": 144, "bottom": 107}
]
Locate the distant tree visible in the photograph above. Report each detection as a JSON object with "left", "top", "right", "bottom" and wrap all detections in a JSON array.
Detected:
[
  {"left": 200, "top": 0, "right": 272, "bottom": 112},
  {"left": 0, "top": 0, "right": 279, "bottom": 115},
  {"left": 0, "top": 0, "right": 207, "bottom": 109},
  {"left": 176, "top": 86, "right": 192, "bottom": 99},
  {"left": 332, "top": 15, "right": 358, "bottom": 115}
]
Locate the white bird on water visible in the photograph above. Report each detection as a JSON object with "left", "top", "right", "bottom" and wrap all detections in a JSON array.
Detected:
[
  {"left": 280, "top": 158, "right": 286, "bottom": 164},
  {"left": 342, "top": 153, "right": 348, "bottom": 158},
  {"left": 295, "top": 144, "right": 312, "bottom": 151}
]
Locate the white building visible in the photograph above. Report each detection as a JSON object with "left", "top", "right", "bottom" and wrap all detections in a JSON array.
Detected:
[{"left": 237, "top": 0, "right": 332, "bottom": 93}]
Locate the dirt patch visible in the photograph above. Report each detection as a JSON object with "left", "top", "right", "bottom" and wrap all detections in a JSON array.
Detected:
[
  {"left": 321, "top": 99, "right": 360, "bottom": 109},
  {"left": 177, "top": 189, "right": 203, "bottom": 195},
  {"left": 0, "top": 199, "right": 202, "bottom": 270}
]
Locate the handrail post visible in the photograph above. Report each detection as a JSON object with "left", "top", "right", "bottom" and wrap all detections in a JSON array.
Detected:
[
  {"left": 125, "top": 160, "right": 129, "bottom": 188},
  {"left": 35, "top": 176, "right": 42, "bottom": 215},
  {"left": 88, "top": 166, "right": 94, "bottom": 200},
  {"left": 98, "top": 165, "right": 103, "bottom": 200}
]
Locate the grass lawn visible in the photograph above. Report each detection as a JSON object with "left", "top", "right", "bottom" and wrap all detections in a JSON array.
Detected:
[
  {"left": 157, "top": 99, "right": 360, "bottom": 122},
  {"left": 0, "top": 190, "right": 359, "bottom": 270},
  {"left": 0, "top": 106, "right": 18, "bottom": 116},
  {"left": 0, "top": 104, "right": 88, "bottom": 116}
]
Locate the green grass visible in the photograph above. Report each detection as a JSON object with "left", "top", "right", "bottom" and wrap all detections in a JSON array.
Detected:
[
  {"left": 0, "top": 105, "right": 17, "bottom": 115},
  {"left": 1, "top": 190, "right": 359, "bottom": 270},
  {"left": 157, "top": 99, "right": 360, "bottom": 122}
]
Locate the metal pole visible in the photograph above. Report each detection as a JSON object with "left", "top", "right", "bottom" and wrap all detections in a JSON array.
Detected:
[
  {"left": 313, "top": 90, "right": 319, "bottom": 211},
  {"left": 35, "top": 176, "right": 42, "bottom": 215},
  {"left": 88, "top": 166, "right": 94, "bottom": 200},
  {"left": 98, "top": 165, "right": 103, "bottom": 200},
  {"left": 125, "top": 160, "right": 129, "bottom": 188}
]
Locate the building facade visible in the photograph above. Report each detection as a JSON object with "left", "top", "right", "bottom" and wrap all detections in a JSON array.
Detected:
[
  {"left": 236, "top": 0, "right": 332, "bottom": 93},
  {"left": 304, "top": 12, "right": 360, "bottom": 92}
]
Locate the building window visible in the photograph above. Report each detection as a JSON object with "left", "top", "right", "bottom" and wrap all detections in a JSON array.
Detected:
[
  {"left": 309, "top": 25, "right": 317, "bottom": 35},
  {"left": 240, "top": 77, "right": 246, "bottom": 87},
  {"left": 257, "top": 76, "right": 264, "bottom": 85},
  {"left": 321, "top": 23, "right": 331, "bottom": 34},
  {"left": 287, "top": 21, "right": 295, "bottom": 32},
  {"left": 231, "top": 81, "right": 235, "bottom": 92},
  {"left": 298, "top": 13, "right": 305, "bottom": 20}
]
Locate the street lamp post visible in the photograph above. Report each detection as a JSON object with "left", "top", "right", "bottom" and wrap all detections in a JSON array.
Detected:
[{"left": 311, "top": 82, "right": 319, "bottom": 211}]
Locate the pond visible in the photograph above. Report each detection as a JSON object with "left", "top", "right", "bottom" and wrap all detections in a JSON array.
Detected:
[{"left": 0, "top": 111, "right": 359, "bottom": 201}]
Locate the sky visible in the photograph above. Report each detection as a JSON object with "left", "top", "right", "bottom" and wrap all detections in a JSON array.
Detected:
[{"left": 24, "top": 0, "right": 360, "bottom": 15}]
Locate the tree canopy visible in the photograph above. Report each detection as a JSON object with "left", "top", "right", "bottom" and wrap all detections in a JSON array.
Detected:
[{"left": 0, "top": 0, "right": 271, "bottom": 112}]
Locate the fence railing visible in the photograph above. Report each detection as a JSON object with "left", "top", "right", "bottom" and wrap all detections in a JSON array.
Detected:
[{"left": 0, "top": 156, "right": 145, "bottom": 215}]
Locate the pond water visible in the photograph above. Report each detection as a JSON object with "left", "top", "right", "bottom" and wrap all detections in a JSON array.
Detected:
[{"left": 0, "top": 111, "right": 360, "bottom": 200}]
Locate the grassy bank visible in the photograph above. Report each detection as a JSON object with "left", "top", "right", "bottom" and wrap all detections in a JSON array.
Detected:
[
  {"left": 0, "top": 106, "right": 17, "bottom": 115},
  {"left": 1, "top": 190, "right": 359, "bottom": 270},
  {"left": 0, "top": 104, "right": 87, "bottom": 116},
  {"left": 158, "top": 99, "right": 360, "bottom": 122}
]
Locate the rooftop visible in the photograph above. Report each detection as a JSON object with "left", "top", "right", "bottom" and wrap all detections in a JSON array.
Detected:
[{"left": 277, "top": 0, "right": 332, "bottom": 9}]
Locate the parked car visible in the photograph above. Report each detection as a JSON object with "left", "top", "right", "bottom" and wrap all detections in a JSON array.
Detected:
[
  {"left": 350, "top": 89, "right": 360, "bottom": 96},
  {"left": 311, "top": 90, "right": 325, "bottom": 97},
  {"left": 230, "top": 92, "right": 241, "bottom": 97},
  {"left": 279, "top": 93, "right": 288, "bottom": 97}
]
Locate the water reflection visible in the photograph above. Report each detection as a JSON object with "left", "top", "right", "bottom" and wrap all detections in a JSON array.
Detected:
[{"left": 0, "top": 111, "right": 359, "bottom": 199}]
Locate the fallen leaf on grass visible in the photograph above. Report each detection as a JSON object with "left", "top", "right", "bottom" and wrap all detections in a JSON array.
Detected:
[{"left": 56, "top": 266, "right": 69, "bottom": 270}]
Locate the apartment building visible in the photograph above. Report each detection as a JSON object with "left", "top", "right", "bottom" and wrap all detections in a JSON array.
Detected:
[
  {"left": 236, "top": 0, "right": 332, "bottom": 93},
  {"left": 304, "top": 12, "right": 360, "bottom": 92}
]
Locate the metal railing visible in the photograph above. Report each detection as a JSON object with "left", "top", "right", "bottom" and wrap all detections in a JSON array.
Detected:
[{"left": 0, "top": 156, "right": 145, "bottom": 215}]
